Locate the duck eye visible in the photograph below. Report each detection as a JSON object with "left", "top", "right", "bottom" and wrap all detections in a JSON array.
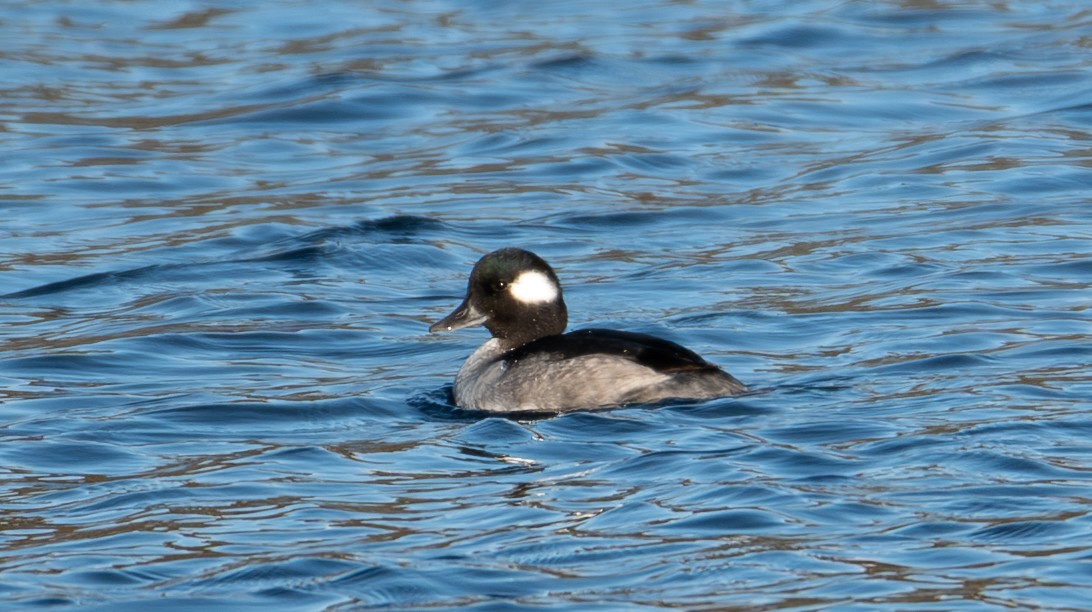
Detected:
[{"left": 493, "top": 280, "right": 509, "bottom": 292}]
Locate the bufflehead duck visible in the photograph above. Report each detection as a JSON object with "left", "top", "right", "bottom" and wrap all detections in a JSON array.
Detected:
[{"left": 429, "top": 248, "right": 746, "bottom": 412}]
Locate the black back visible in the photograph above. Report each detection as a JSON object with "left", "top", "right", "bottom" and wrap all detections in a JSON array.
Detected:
[{"left": 503, "top": 328, "right": 721, "bottom": 373}]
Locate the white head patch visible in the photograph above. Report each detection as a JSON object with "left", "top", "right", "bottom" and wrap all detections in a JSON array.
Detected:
[{"left": 509, "top": 270, "right": 558, "bottom": 304}]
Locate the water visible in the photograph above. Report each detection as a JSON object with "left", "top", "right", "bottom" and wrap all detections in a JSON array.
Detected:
[{"left": 1, "top": 0, "right": 1090, "bottom": 608}]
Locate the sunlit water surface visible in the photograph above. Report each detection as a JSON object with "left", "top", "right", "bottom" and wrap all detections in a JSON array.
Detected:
[{"left": 2, "top": 1, "right": 1090, "bottom": 609}]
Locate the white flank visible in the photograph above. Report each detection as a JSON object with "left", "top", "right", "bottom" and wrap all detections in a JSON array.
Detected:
[{"left": 509, "top": 270, "right": 558, "bottom": 304}]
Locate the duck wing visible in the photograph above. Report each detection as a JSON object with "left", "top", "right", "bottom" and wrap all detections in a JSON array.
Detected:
[{"left": 504, "top": 328, "right": 720, "bottom": 373}]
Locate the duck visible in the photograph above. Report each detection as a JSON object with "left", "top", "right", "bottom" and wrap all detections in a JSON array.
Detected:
[{"left": 429, "top": 248, "right": 746, "bottom": 412}]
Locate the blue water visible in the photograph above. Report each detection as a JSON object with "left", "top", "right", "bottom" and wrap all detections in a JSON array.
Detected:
[{"left": 2, "top": 1, "right": 1091, "bottom": 609}]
